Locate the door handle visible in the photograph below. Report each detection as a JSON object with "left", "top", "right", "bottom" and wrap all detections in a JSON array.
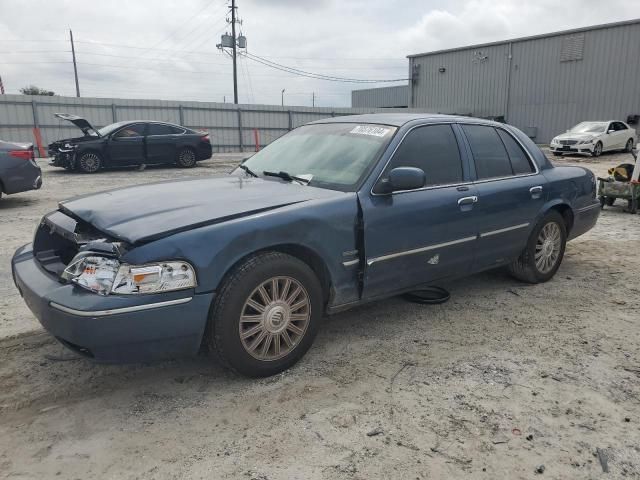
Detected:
[
  {"left": 457, "top": 196, "right": 478, "bottom": 206},
  {"left": 529, "top": 186, "right": 543, "bottom": 194}
]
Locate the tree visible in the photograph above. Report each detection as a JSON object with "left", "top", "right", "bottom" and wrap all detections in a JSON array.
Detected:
[{"left": 19, "top": 85, "right": 55, "bottom": 96}]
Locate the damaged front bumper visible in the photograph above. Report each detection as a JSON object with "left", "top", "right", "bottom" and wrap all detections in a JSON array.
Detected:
[
  {"left": 48, "top": 144, "right": 77, "bottom": 169},
  {"left": 12, "top": 213, "right": 214, "bottom": 363}
]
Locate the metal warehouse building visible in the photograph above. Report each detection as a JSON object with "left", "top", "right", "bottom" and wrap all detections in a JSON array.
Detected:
[{"left": 358, "top": 19, "right": 640, "bottom": 144}]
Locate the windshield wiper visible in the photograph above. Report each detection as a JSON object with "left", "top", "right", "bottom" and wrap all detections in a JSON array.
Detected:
[
  {"left": 263, "top": 170, "right": 311, "bottom": 185},
  {"left": 239, "top": 163, "right": 258, "bottom": 178}
]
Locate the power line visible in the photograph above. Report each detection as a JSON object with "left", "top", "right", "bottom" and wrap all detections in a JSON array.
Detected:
[{"left": 242, "top": 52, "right": 408, "bottom": 83}]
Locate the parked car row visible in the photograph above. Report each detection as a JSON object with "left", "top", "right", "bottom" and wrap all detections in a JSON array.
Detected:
[
  {"left": 12, "top": 113, "right": 600, "bottom": 377},
  {"left": 48, "top": 113, "right": 212, "bottom": 173}
]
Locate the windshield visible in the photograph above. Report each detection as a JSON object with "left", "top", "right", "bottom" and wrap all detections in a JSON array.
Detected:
[
  {"left": 569, "top": 122, "right": 607, "bottom": 134},
  {"left": 97, "top": 121, "right": 130, "bottom": 137},
  {"left": 237, "top": 123, "right": 396, "bottom": 191}
]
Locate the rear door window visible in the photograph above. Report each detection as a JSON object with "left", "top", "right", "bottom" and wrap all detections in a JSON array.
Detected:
[
  {"left": 148, "top": 123, "right": 181, "bottom": 135},
  {"left": 385, "top": 124, "right": 463, "bottom": 187},
  {"left": 497, "top": 129, "right": 535, "bottom": 174},
  {"left": 461, "top": 124, "right": 513, "bottom": 179}
]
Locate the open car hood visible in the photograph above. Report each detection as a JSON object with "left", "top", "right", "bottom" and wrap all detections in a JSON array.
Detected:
[
  {"left": 54, "top": 113, "right": 100, "bottom": 137},
  {"left": 59, "top": 175, "right": 343, "bottom": 245}
]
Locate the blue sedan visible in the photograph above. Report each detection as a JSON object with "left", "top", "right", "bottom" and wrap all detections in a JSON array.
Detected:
[{"left": 12, "top": 114, "right": 600, "bottom": 377}]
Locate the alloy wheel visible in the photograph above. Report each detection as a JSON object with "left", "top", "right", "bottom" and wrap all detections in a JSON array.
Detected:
[
  {"left": 626, "top": 139, "right": 634, "bottom": 152},
  {"left": 535, "top": 222, "right": 562, "bottom": 274},
  {"left": 239, "top": 276, "right": 311, "bottom": 361},
  {"left": 178, "top": 149, "right": 196, "bottom": 167},
  {"left": 593, "top": 142, "right": 602, "bottom": 156},
  {"left": 80, "top": 153, "right": 100, "bottom": 173}
]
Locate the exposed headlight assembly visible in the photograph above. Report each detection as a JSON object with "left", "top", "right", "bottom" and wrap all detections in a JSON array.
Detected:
[{"left": 62, "top": 253, "right": 196, "bottom": 295}]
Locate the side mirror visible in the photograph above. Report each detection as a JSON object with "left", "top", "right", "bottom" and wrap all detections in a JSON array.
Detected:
[
  {"left": 378, "top": 167, "right": 426, "bottom": 193},
  {"left": 607, "top": 129, "right": 614, "bottom": 134}
]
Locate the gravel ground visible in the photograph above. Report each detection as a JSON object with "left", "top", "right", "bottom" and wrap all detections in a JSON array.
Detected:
[{"left": 1, "top": 150, "right": 639, "bottom": 479}]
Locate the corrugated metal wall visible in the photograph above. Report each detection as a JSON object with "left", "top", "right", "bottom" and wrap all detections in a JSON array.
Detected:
[
  {"left": 0, "top": 94, "right": 424, "bottom": 156},
  {"left": 409, "top": 20, "right": 640, "bottom": 143},
  {"left": 351, "top": 85, "right": 409, "bottom": 108}
]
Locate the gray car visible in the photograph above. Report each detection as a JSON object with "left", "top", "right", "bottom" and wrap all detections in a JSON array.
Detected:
[{"left": 0, "top": 140, "right": 42, "bottom": 200}]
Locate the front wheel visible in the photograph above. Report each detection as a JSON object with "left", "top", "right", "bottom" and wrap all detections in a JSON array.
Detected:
[
  {"left": 176, "top": 147, "right": 196, "bottom": 168},
  {"left": 592, "top": 141, "right": 603, "bottom": 157},
  {"left": 508, "top": 211, "right": 567, "bottom": 284},
  {"left": 625, "top": 138, "right": 634, "bottom": 153},
  {"left": 207, "top": 252, "right": 323, "bottom": 377},
  {"left": 77, "top": 152, "right": 102, "bottom": 173}
]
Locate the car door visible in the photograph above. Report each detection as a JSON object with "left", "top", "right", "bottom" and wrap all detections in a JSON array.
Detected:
[
  {"left": 146, "top": 123, "right": 182, "bottom": 164},
  {"left": 602, "top": 122, "right": 619, "bottom": 151},
  {"left": 360, "top": 123, "right": 479, "bottom": 299},
  {"left": 459, "top": 124, "right": 547, "bottom": 271},
  {"left": 611, "top": 122, "right": 629, "bottom": 149},
  {"left": 108, "top": 123, "right": 147, "bottom": 166}
]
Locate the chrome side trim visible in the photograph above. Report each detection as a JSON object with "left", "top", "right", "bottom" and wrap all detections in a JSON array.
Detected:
[
  {"left": 50, "top": 297, "right": 193, "bottom": 317},
  {"left": 342, "top": 259, "right": 360, "bottom": 267},
  {"left": 480, "top": 223, "right": 530, "bottom": 238},
  {"left": 577, "top": 203, "right": 600, "bottom": 213},
  {"left": 367, "top": 236, "right": 477, "bottom": 266}
]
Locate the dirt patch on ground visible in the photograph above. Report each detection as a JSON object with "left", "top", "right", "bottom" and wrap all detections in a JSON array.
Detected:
[{"left": 0, "top": 151, "right": 639, "bottom": 479}]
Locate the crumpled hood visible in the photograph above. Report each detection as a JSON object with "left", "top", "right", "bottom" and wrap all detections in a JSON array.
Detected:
[{"left": 59, "top": 175, "right": 343, "bottom": 244}]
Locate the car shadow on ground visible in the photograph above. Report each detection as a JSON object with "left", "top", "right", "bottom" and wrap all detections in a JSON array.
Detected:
[
  {"left": 0, "top": 195, "right": 38, "bottom": 209},
  {"left": 0, "top": 267, "right": 527, "bottom": 414}
]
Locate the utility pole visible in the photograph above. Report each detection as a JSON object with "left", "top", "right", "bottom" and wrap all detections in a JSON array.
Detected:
[
  {"left": 312, "top": 92, "right": 315, "bottom": 107},
  {"left": 281, "top": 89, "right": 285, "bottom": 106},
  {"left": 217, "top": 1, "right": 246, "bottom": 104},
  {"left": 70, "top": 29, "right": 80, "bottom": 97},
  {"left": 231, "top": 0, "right": 238, "bottom": 104},
  {"left": 0, "top": 75, "right": 5, "bottom": 95}
]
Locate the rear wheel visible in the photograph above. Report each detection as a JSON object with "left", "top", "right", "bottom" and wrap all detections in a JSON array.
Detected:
[
  {"left": 592, "top": 141, "right": 603, "bottom": 157},
  {"left": 176, "top": 147, "right": 196, "bottom": 168},
  {"left": 77, "top": 152, "right": 102, "bottom": 173},
  {"left": 207, "top": 252, "right": 323, "bottom": 377},
  {"left": 625, "top": 138, "right": 634, "bottom": 153},
  {"left": 605, "top": 197, "right": 616, "bottom": 206},
  {"left": 508, "top": 211, "right": 567, "bottom": 284}
]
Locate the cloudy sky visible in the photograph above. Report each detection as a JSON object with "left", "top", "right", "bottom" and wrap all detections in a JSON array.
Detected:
[{"left": 0, "top": 0, "right": 638, "bottom": 107}]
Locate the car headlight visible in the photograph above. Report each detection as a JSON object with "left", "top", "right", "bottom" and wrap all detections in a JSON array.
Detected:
[
  {"left": 551, "top": 138, "right": 558, "bottom": 144},
  {"left": 579, "top": 138, "right": 594, "bottom": 144},
  {"left": 62, "top": 253, "right": 196, "bottom": 295},
  {"left": 63, "top": 143, "right": 77, "bottom": 149}
]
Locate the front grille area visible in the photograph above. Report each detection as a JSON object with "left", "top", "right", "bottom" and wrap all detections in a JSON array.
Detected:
[{"left": 560, "top": 140, "right": 578, "bottom": 145}]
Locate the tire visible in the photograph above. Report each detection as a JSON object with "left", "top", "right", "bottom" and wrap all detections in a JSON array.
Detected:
[
  {"left": 592, "top": 141, "right": 603, "bottom": 157},
  {"left": 605, "top": 196, "right": 616, "bottom": 206},
  {"left": 599, "top": 196, "right": 606, "bottom": 209},
  {"left": 625, "top": 138, "right": 634, "bottom": 153},
  {"left": 77, "top": 152, "right": 102, "bottom": 173},
  {"left": 508, "top": 211, "right": 567, "bottom": 284},
  {"left": 176, "top": 147, "right": 197, "bottom": 168},
  {"left": 207, "top": 251, "right": 323, "bottom": 377}
]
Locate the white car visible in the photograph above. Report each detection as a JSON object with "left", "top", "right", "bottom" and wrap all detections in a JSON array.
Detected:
[{"left": 549, "top": 121, "right": 637, "bottom": 157}]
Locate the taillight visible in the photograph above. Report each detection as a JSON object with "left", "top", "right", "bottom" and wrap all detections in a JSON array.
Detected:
[
  {"left": 201, "top": 134, "right": 210, "bottom": 143},
  {"left": 9, "top": 150, "right": 33, "bottom": 160}
]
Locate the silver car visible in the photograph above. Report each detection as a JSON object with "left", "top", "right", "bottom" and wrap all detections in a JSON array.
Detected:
[{"left": 0, "top": 140, "right": 42, "bottom": 201}]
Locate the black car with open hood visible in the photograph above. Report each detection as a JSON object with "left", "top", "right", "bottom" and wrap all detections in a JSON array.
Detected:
[{"left": 48, "top": 113, "right": 212, "bottom": 173}]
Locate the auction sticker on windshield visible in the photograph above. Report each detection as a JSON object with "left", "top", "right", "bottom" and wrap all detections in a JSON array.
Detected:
[{"left": 350, "top": 125, "right": 390, "bottom": 137}]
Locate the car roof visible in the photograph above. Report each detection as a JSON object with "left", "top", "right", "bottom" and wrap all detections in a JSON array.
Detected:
[{"left": 308, "top": 113, "right": 498, "bottom": 127}]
